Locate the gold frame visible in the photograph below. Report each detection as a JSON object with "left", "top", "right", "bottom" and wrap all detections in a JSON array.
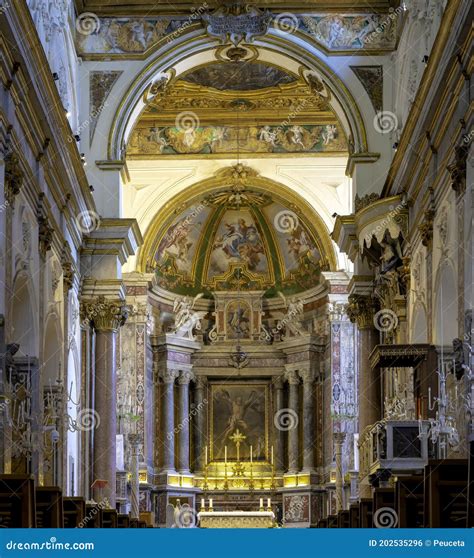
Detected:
[{"left": 209, "top": 381, "right": 270, "bottom": 464}]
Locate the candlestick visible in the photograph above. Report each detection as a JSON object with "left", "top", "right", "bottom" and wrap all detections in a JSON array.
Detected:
[
  {"left": 209, "top": 498, "right": 213, "bottom": 510},
  {"left": 201, "top": 498, "right": 205, "bottom": 509},
  {"left": 259, "top": 498, "right": 263, "bottom": 510},
  {"left": 205, "top": 446, "right": 208, "bottom": 465},
  {"left": 267, "top": 498, "right": 271, "bottom": 509},
  {"left": 250, "top": 445, "right": 252, "bottom": 464},
  {"left": 225, "top": 445, "right": 227, "bottom": 465},
  {"left": 271, "top": 445, "right": 274, "bottom": 465}
]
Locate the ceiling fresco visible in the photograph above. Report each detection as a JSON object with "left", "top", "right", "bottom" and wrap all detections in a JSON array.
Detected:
[
  {"left": 127, "top": 73, "right": 347, "bottom": 158},
  {"left": 180, "top": 62, "right": 297, "bottom": 91},
  {"left": 146, "top": 183, "right": 330, "bottom": 297}
]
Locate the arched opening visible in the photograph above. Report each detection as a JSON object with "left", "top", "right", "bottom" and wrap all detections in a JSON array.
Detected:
[{"left": 10, "top": 273, "right": 37, "bottom": 356}]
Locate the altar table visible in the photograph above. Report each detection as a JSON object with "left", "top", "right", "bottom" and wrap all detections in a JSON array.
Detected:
[{"left": 197, "top": 510, "right": 275, "bottom": 528}]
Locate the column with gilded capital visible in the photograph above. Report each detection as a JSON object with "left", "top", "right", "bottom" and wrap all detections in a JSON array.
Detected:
[
  {"left": 160, "top": 369, "right": 178, "bottom": 473},
  {"left": 84, "top": 296, "right": 127, "bottom": 507},
  {"left": 300, "top": 368, "right": 316, "bottom": 473},
  {"left": 347, "top": 294, "right": 380, "bottom": 434},
  {"left": 347, "top": 293, "right": 379, "bottom": 497},
  {"left": 177, "top": 370, "right": 194, "bottom": 474},
  {"left": 285, "top": 370, "right": 300, "bottom": 474},
  {"left": 193, "top": 376, "right": 207, "bottom": 473}
]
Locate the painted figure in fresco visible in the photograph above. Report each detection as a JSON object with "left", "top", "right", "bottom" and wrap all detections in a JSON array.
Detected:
[
  {"left": 258, "top": 125, "right": 279, "bottom": 147},
  {"left": 322, "top": 124, "right": 338, "bottom": 145},
  {"left": 148, "top": 127, "right": 169, "bottom": 152},
  {"left": 214, "top": 219, "right": 263, "bottom": 271},
  {"left": 157, "top": 218, "right": 193, "bottom": 263},
  {"left": 287, "top": 125, "right": 306, "bottom": 149}
]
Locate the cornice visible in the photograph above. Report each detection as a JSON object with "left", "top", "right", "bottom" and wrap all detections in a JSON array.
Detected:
[
  {"left": 383, "top": 0, "right": 471, "bottom": 196},
  {"left": 1, "top": 1, "right": 96, "bottom": 223}
]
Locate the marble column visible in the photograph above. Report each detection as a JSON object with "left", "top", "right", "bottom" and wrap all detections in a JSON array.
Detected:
[
  {"left": 160, "top": 369, "right": 178, "bottom": 473},
  {"left": 273, "top": 376, "right": 285, "bottom": 473},
  {"left": 334, "top": 432, "right": 346, "bottom": 512},
  {"left": 84, "top": 296, "right": 127, "bottom": 507},
  {"left": 300, "top": 368, "right": 315, "bottom": 473},
  {"left": 347, "top": 294, "right": 379, "bottom": 498},
  {"left": 128, "top": 433, "right": 140, "bottom": 519},
  {"left": 285, "top": 370, "right": 300, "bottom": 474},
  {"left": 193, "top": 376, "right": 207, "bottom": 473},
  {"left": 177, "top": 371, "right": 193, "bottom": 474}
]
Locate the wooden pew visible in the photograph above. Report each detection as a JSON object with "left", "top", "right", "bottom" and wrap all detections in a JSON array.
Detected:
[
  {"left": 64, "top": 497, "right": 86, "bottom": 528},
  {"left": 424, "top": 459, "right": 472, "bottom": 527},
  {"left": 117, "top": 514, "right": 130, "bottom": 528},
  {"left": 138, "top": 520, "right": 147, "bottom": 528},
  {"left": 83, "top": 504, "right": 102, "bottom": 528},
  {"left": 100, "top": 508, "right": 118, "bottom": 528},
  {"left": 395, "top": 475, "right": 424, "bottom": 527},
  {"left": 0, "top": 474, "right": 36, "bottom": 527},
  {"left": 36, "top": 486, "right": 63, "bottom": 528},
  {"left": 349, "top": 504, "right": 359, "bottom": 527},
  {"left": 337, "top": 510, "right": 350, "bottom": 528},
  {"left": 359, "top": 498, "right": 373, "bottom": 527},
  {"left": 327, "top": 514, "right": 338, "bottom": 528},
  {"left": 130, "top": 518, "right": 139, "bottom": 528}
]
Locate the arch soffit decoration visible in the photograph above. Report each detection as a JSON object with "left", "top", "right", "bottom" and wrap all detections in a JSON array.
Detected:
[
  {"left": 106, "top": 32, "right": 369, "bottom": 161},
  {"left": 137, "top": 169, "right": 338, "bottom": 275}
]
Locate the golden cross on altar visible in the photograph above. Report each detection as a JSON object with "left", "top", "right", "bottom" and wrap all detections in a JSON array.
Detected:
[{"left": 229, "top": 429, "right": 246, "bottom": 462}]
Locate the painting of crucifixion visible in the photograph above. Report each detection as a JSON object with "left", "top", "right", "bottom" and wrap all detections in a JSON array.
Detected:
[{"left": 210, "top": 383, "right": 268, "bottom": 462}]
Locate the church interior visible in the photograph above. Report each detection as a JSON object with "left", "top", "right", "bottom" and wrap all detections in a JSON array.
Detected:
[{"left": 0, "top": 0, "right": 473, "bottom": 530}]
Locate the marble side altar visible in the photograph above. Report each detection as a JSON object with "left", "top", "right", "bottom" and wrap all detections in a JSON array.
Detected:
[{"left": 198, "top": 511, "right": 275, "bottom": 528}]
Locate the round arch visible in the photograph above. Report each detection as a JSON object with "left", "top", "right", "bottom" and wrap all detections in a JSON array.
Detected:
[
  {"left": 107, "top": 31, "right": 369, "bottom": 161},
  {"left": 10, "top": 271, "right": 38, "bottom": 356},
  {"left": 433, "top": 260, "right": 458, "bottom": 346},
  {"left": 137, "top": 168, "right": 338, "bottom": 276}
]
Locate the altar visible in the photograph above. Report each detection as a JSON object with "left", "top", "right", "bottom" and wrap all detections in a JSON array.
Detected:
[{"left": 198, "top": 510, "right": 275, "bottom": 529}]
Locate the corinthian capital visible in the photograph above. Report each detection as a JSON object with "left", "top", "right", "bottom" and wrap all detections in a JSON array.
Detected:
[
  {"left": 299, "top": 368, "right": 315, "bottom": 385},
  {"left": 178, "top": 370, "right": 194, "bottom": 385},
  {"left": 82, "top": 296, "right": 128, "bottom": 332},
  {"left": 160, "top": 368, "right": 178, "bottom": 384},
  {"left": 347, "top": 294, "right": 377, "bottom": 330},
  {"left": 285, "top": 370, "right": 300, "bottom": 385},
  {"left": 4, "top": 151, "right": 23, "bottom": 206}
]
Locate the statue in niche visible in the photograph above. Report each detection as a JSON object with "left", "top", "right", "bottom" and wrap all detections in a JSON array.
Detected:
[{"left": 172, "top": 294, "right": 206, "bottom": 340}]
